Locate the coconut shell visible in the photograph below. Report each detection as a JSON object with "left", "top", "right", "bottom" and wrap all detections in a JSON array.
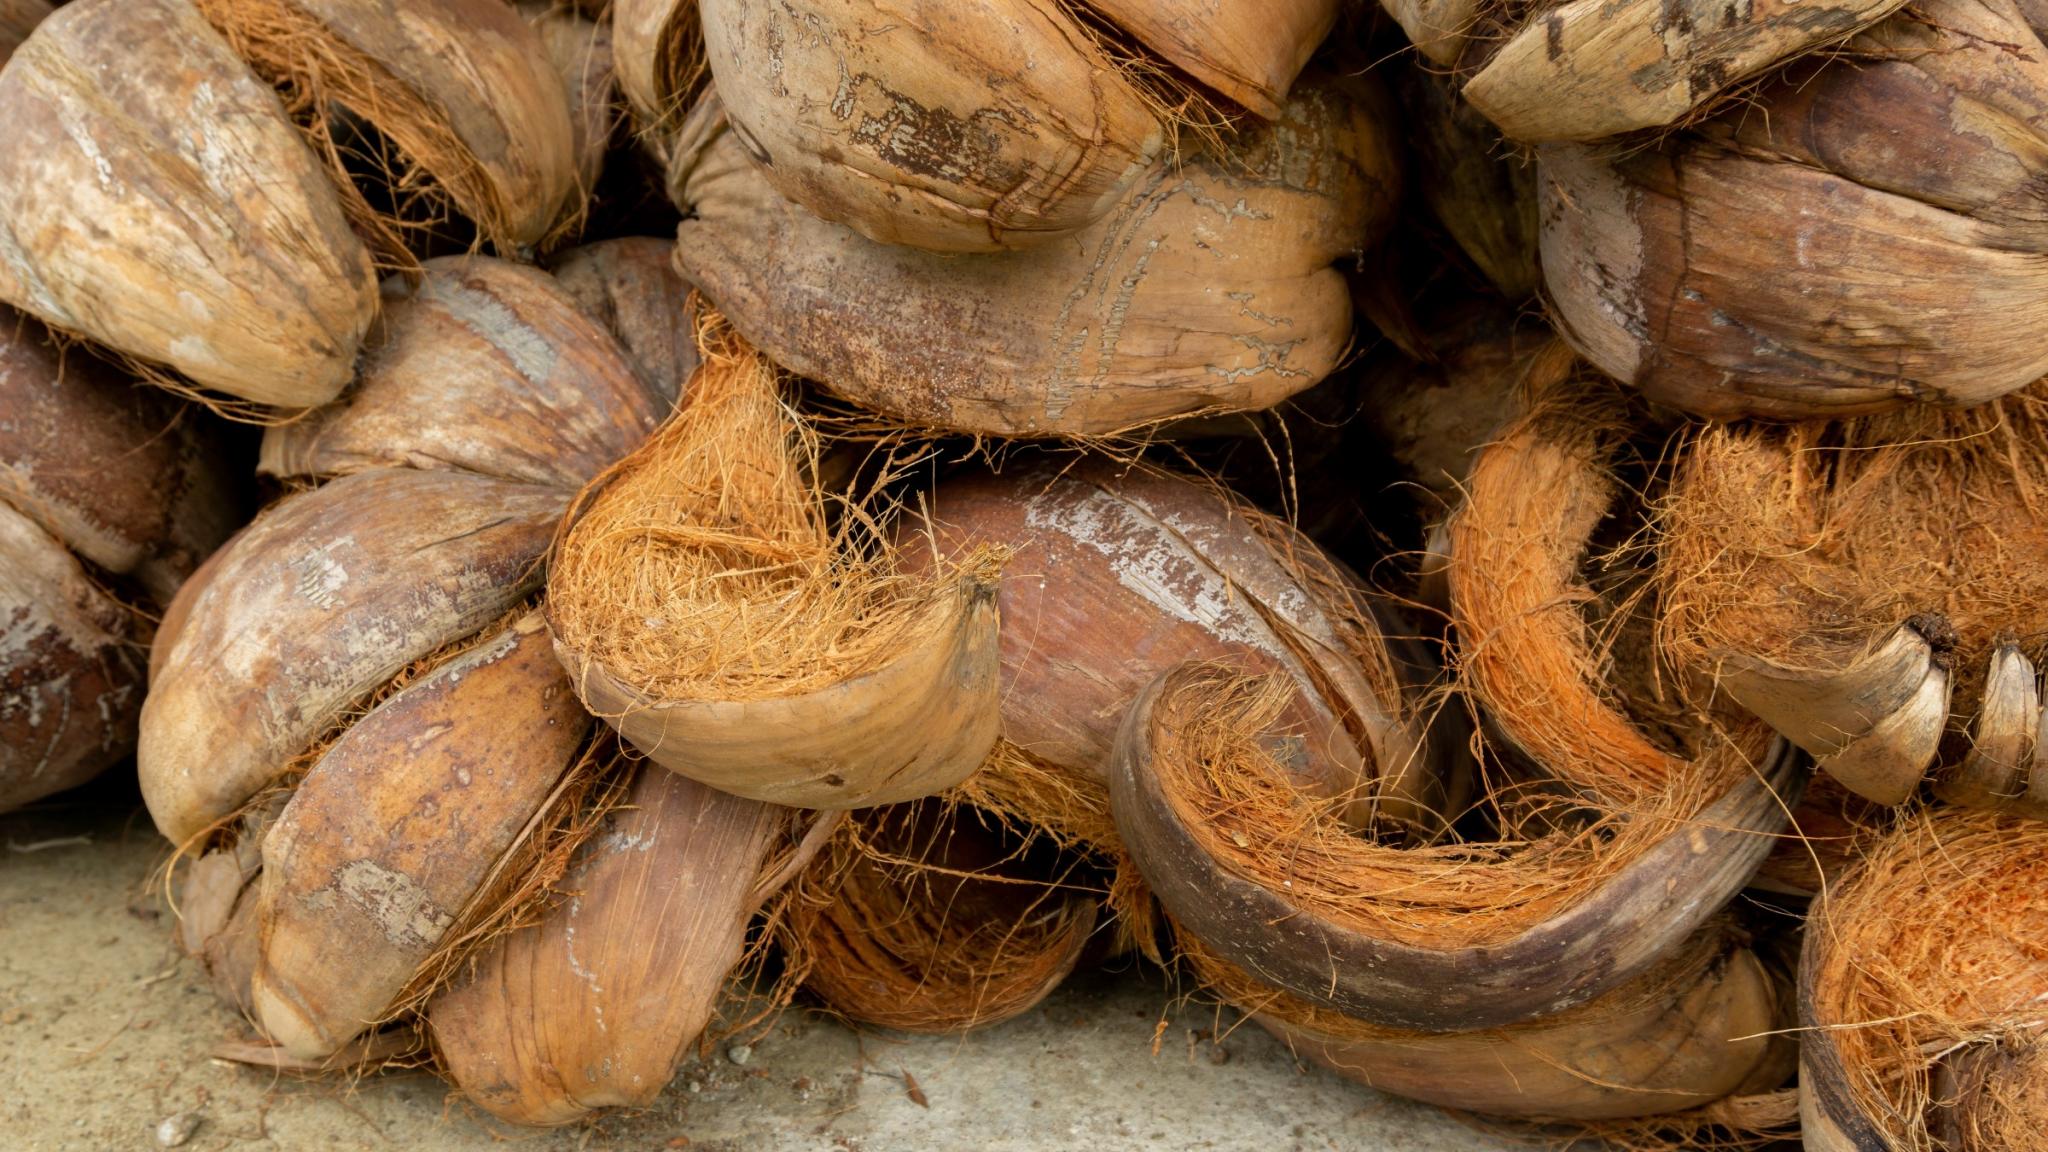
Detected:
[
  {"left": 548, "top": 237, "right": 698, "bottom": 405},
  {"left": 0, "top": 0, "right": 378, "bottom": 408},
  {"left": 250, "top": 613, "right": 592, "bottom": 1060},
  {"left": 610, "top": 0, "right": 700, "bottom": 131},
  {"left": 259, "top": 258, "right": 661, "bottom": 489},
  {"left": 0, "top": 501, "right": 141, "bottom": 812},
  {"left": 429, "top": 765, "right": 786, "bottom": 1126},
  {"left": 1541, "top": 0, "right": 2048, "bottom": 419},
  {"left": 1082, "top": 0, "right": 1338, "bottom": 119},
  {"left": 0, "top": 0, "right": 49, "bottom": 64},
  {"left": 672, "top": 76, "right": 1396, "bottom": 436},
  {"left": 698, "top": 0, "right": 1165, "bottom": 253},
  {"left": 521, "top": 1, "right": 618, "bottom": 219},
  {"left": 139, "top": 469, "right": 565, "bottom": 847}
]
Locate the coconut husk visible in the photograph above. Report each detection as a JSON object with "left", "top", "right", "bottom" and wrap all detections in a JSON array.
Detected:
[
  {"left": 428, "top": 764, "right": 808, "bottom": 1126},
  {"left": 610, "top": 0, "right": 703, "bottom": 134},
  {"left": 194, "top": 0, "right": 579, "bottom": 255},
  {"left": 139, "top": 469, "right": 566, "bottom": 846},
  {"left": 1749, "top": 773, "right": 1887, "bottom": 900},
  {"left": 548, "top": 237, "right": 698, "bottom": 405},
  {"left": 519, "top": 1, "right": 618, "bottom": 233},
  {"left": 0, "top": 0, "right": 49, "bottom": 65},
  {"left": 547, "top": 318, "right": 1002, "bottom": 809},
  {"left": 1542, "top": 0, "right": 2048, "bottom": 420},
  {"left": 1657, "top": 381, "right": 2048, "bottom": 810},
  {"left": 1800, "top": 808, "right": 2048, "bottom": 1151},
  {"left": 784, "top": 799, "right": 1098, "bottom": 1033},
  {"left": 1078, "top": 0, "right": 1336, "bottom": 119},
  {"left": 174, "top": 800, "right": 280, "bottom": 1018},
  {"left": 0, "top": 0, "right": 379, "bottom": 408},
  {"left": 260, "top": 257, "right": 662, "bottom": 489},
  {"left": 669, "top": 73, "right": 1398, "bottom": 436},
  {"left": 1387, "top": 63, "right": 1539, "bottom": 300},
  {"left": 1187, "top": 921, "right": 1789, "bottom": 1121},
  {"left": 697, "top": 0, "right": 1165, "bottom": 252}
]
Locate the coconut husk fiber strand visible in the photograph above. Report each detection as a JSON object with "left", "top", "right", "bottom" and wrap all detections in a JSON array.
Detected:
[
  {"left": 1799, "top": 809, "right": 2048, "bottom": 1151},
  {"left": 669, "top": 73, "right": 1398, "bottom": 437},
  {"left": 1542, "top": 0, "right": 2048, "bottom": 420},
  {"left": 548, "top": 316, "right": 1002, "bottom": 809},
  {"left": 1657, "top": 380, "right": 2048, "bottom": 809},
  {"left": 0, "top": 0, "right": 379, "bottom": 408}
]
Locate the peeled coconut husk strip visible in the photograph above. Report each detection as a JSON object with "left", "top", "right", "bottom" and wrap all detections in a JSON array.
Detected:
[
  {"left": 548, "top": 237, "right": 699, "bottom": 406},
  {"left": 428, "top": 764, "right": 813, "bottom": 1126},
  {"left": 519, "top": 1, "right": 618, "bottom": 231},
  {"left": 1799, "top": 809, "right": 2048, "bottom": 1151},
  {"left": 193, "top": 0, "right": 579, "bottom": 255},
  {"left": 1542, "top": 0, "right": 2048, "bottom": 420},
  {"left": 670, "top": 74, "right": 1398, "bottom": 436},
  {"left": 260, "top": 257, "right": 662, "bottom": 489},
  {"left": 139, "top": 468, "right": 566, "bottom": 847},
  {"left": 1186, "top": 922, "right": 1789, "bottom": 1120},
  {"left": 784, "top": 799, "right": 1098, "bottom": 1033},
  {"left": 1079, "top": 0, "right": 1337, "bottom": 118},
  {"left": 610, "top": 0, "right": 703, "bottom": 134},
  {"left": 547, "top": 319, "right": 1002, "bottom": 809},
  {"left": 0, "top": 0, "right": 48, "bottom": 63},
  {"left": 0, "top": 0, "right": 379, "bottom": 408},
  {"left": 1657, "top": 382, "right": 2048, "bottom": 811},
  {"left": 697, "top": 0, "right": 1165, "bottom": 253},
  {"left": 0, "top": 500, "right": 143, "bottom": 812}
]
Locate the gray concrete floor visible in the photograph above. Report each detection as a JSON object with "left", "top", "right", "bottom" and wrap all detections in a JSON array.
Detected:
[{"left": 1, "top": 776, "right": 1522, "bottom": 1151}]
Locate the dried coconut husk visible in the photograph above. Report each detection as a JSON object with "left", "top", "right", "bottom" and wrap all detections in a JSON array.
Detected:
[
  {"left": 0, "top": 0, "right": 379, "bottom": 408},
  {"left": 1657, "top": 381, "right": 2048, "bottom": 810},
  {"left": 1185, "top": 922, "right": 1790, "bottom": 1121},
  {"left": 1113, "top": 662, "right": 1797, "bottom": 1031},
  {"left": 0, "top": 0, "right": 48, "bottom": 63},
  {"left": 610, "top": 0, "right": 704, "bottom": 134},
  {"left": 1388, "top": 63, "right": 1539, "bottom": 300},
  {"left": 519, "top": 2, "right": 618, "bottom": 233},
  {"left": 260, "top": 257, "right": 661, "bottom": 489},
  {"left": 428, "top": 763, "right": 824, "bottom": 1125},
  {"left": 783, "top": 799, "right": 1098, "bottom": 1033},
  {"left": 669, "top": 74, "right": 1398, "bottom": 436},
  {"left": 1800, "top": 809, "right": 2048, "bottom": 1151},
  {"left": 1750, "top": 773, "right": 1887, "bottom": 900},
  {"left": 193, "top": 0, "right": 579, "bottom": 257},
  {"left": 1079, "top": 0, "right": 1337, "bottom": 119},
  {"left": 547, "top": 318, "right": 1002, "bottom": 809},
  {"left": 1543, "top": 0, "right": 2048, "bottom": 420},
  {"left": 548, "top": 237, "right": 699, "bottom": 406}
]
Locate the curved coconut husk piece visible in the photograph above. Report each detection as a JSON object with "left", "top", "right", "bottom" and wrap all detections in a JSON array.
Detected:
[
  {"left": 175, "top": 799, "right": 282, "bottom": 1017},
  {"left": 1800, "top": 809, "right": 2048, "bottom": 1151},
  {"left": 548, "top": 321, "right": 1002, "bottom": 809},
  {"left": 0, "top": 0, "right": 49, "bottom": 64},
  {"left": 1541, "top": 0, "right": 2048, "bottom": 419},
  {"left": 1186, "top": 923, "right": 1790, "bottom": 1120},
  {"left": 1389, "top": 64, "right": 1539, "bottom": 300},
  {"left": 1750, "top": 773, "right": 1885, "bottom": 899},
  {"left": 785, "top": 799, "right": 1098, "bottom": 1033},
  {"left": 520, "top": 1, "right": 618, "bottom": 229},
  {"left": 906, "top": 458, "right": 1444, "bottom": 836},
  {"left": 260, "top": 257, "right": 661, "bottom": 489},
  {"left": 670, "top": 75, "right": 1398, "bottom": 436},
  {"left": 139, "top": 469, "right": 565, "bottom": 847},
  {"left": 611, "top": 0, "right": 703, "bottom": 133},
  {"left": 1112, "top": 662, "right": 1798, "bottom": 1032},
  {"left": 698, "top": 0, "right": 1165, "bottom": 253},
  {"left": 1081, "top": 0, "right": 1337, "bottom": 119},
  {"left": 428, "top": 765, "right": 807, "bottom": 1126},
  {"left": 194, "top": 0, "right": 579, "bottom": 254},
  {"left": 0, "top": 0, "right": 379, "bottom": 408},
  {"left": 548, "top": 237, "right": 698, "bottom": 406},
  {"left": 249, "top": 612, "right": 593, "bottom": 1060},
  {"left": 1658, "top": 383, "right": 2048, "bottom": 812},
  {"left": 0, "top": 501, "right": 142, "bottom": 812}
]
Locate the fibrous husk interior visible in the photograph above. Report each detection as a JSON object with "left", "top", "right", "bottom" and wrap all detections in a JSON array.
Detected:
[
  {"left": 1659, "top": 382, "right": 2048, "bottom": 724},
  {"left": 549, "top": 314, "right": 975, "bottom": 702},
  {"left": 1811, "top": 809, "right": 2048, "bottom": 1152}
]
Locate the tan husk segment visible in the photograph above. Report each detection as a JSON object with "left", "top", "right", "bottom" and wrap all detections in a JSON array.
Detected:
[
  {"left": 548, "top": 318, "right": 1002, "bottom": 808},
  {"left": 519, "top": 1, "right": 617, "bottom": 232},
  {"left": 610, "top": 0, "right": 704, "bottom": 133},
  {"left": 784, "top": 799, "right": 1098, "bottom": 1033},
  {"left": 0, "top": 0, "right": 379, "bottom": 408},
  {"left": 1080, "top": 0, "right": 1336, "bottom": 118},
  {"left": 0, "top": 0, "right": 50, "bottom": 65},
  {"left": 670, "top": 74, "right": 1398, "bottom": 436},
  {"left": 548, "top": 237, "right": 700, "bottom": 406},
  {"left": 1800, "top": 809, "right": 2048, "bottom": 1151}
]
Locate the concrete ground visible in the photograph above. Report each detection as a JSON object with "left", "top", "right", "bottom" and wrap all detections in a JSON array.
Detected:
[{"left": 1, "top": 775, "right": 1522, "bottom": 1151}]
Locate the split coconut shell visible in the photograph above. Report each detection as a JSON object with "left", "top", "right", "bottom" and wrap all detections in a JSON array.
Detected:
[
  {"left": 1542, "top": 0, "right": 2048, "bottom": 419},
  {"left": 669, "top": 76, "right": 1398, "bottom": 436}
]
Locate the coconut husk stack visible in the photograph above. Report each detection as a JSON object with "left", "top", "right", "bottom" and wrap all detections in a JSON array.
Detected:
[{"left": 4, "top": 0, "right": 2043, "bottom": 1144}]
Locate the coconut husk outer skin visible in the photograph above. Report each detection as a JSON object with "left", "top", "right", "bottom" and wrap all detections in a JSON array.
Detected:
[
  {"left": 0, "top": 0, "right": 47, "bottom": 62},
  {"left": 176, "top": 833, "right": 269, "bottom": 1018},
  {"left": 259, "top": 258, "right": 661, "bottom": 489},
  {"left": 0, "top": 0, "right": 378, "bottom": 408},
  {"left": 1111, "top": 663, "right": 1802, "bottom": 1032},
  {"left": 548, "top": 237, "right": 698, "bottom": 406},
  {"left": 1390, "top": 66, "right": 1539, "bottom": 300},
  {"left": 250, "top": 613, "right": 591, "bottom": 1061},
  {"left": 428, "top": 765, "right": 784, "bottom": 1126},
  {"left": 520, "top": 1, "right": 617, "bottom": 223},
  {"left": 0, "top": 501, "right": 141, "bottom": 813},
  {"left": 1082, "top": 0, "right": 1337, "bottom": 118},
  {"left": 698, "top": 0, "right": 1164, "bottom": 253},
  {"left": 672, "top": 75, "right": 1397, "bottom": 436},
  {"left": 139, "top": 469, "right": 565, "bottom": 848},
  {"left": 610, "top": 0, "right": 698, "bottom": 132}
]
